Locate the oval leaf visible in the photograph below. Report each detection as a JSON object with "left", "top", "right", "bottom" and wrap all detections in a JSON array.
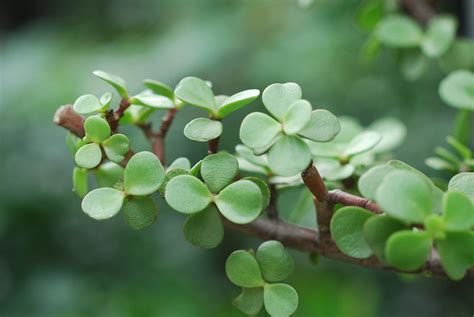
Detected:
[
  {"left": 439, "top": 70, "right": 474, "bottom": 111},
  {"left": 443, "top": 191, "right": 474, "bottom": 231},
  {"left": 84, "top": 116, "right": 111, "bottom": 143},
  {"left": 343, "top": 131, "right": 381, "bottom": 157},
  {"left": 81, "top": 187, "right": 125, "bottom": 220},
  {"left": 233, "top": 288, "right": 264, "bottom": 316},
  {"left": 262, "top": 82, "right": 302, "bottom": 120},
  {"left": 73, "top": 94, "right": 102, "bottom": 114},
  {"left": 174, "top": 77, "right": 216, "bottom": 113},
  {"left": 123, "top": 196, "right": 158, "bottom": 230},
  {"left": 283, "top": 99, "right": 312, "bottom": 135},
  {"left": 226, "top": 250, "right": 265, "bottom": 288},
  {"left": 217, "top": 89, "right": 260, "bottom": 118},
  {"left": 75, "top": 143, "right": 102, "bottom": 169},
  {"left": 263, "top": 283, "right": 299, "bottom": 317},
  {"left": 183, "top": 204, "right": 224, "bottom": 249},
  {"left": 168, "top": 157, "right": 191, "bottom": 171},
  {"left": 267, "top": 135, "right": 311, "bottom": 176},
  {"left": 102, "top": 134, "right": 130, "bottom": 163},
  {"left": 243, "top": 177, "right": 271, "bottom": 212},
  {"left": 215, "top": 180, "right": 262, "bottom": 224},
  {"left": 385, "top": 230, "right": 432, "bottom": 271},
  {"left": 256, "top": 240, "right": 295, "bottom": 282},
  {"left": 436, "top": 231, "right": 474, "bottom": 280},
  {"left": 93, "top": 70, "right": 128, "bottom": 98},
  {"left": 131, "top": 94, "right": 174, "bottom": 109},
  {"left": 184, "top": 118, "right": 223, "bottom": 142},
  {"left": 94, "top": 162, "right": 124, "bottom": 188},
  {"left": 165, "top": 175, "right": 212, "bottom": 214},
  {"left": 240, "top": 112, "right": 282, "bottom": 149},
  {"left": 298, "top": 109, "right": 341, "bottom": 142},
  {"left": 363, "top": 215, "right": 407, "bottom": 261},
  {"left": 375, "top": 15, "right": 423, "bottom": 47},
  {"left": 143, "top": 79, "right": 174, "bottom": 99},
  {"left": 358, "top": 164, "right": 395, "bottom": 200},
  {"left": 369, "top": 117, "right": 407, "bottom": 153},
  {"left": 124, "top": 151, "right": 165, "bottom": 196},
  {"left": 448, "top": 172, "right": 474, "bottom": 203},
  {"left": 201, "top": 152, "right": 239, "bottom": 193}
]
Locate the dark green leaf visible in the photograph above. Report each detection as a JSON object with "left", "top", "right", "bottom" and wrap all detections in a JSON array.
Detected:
[
  {"left": 123, "top": 196, "right": 157, "bottom": 230},
  {"left": 233, "top": 288, "right": 264, "bottom": 316},
  {"left": 443, "top": 191, "right": 474, "bottom": 231},
  {"left": 385, "top": 230, "right": 432, "bottom": 271},
  {"left": 201, "top": 152, "right": 239, "bottom": 193},
  {"left": 363, "top": 215, "right": 407, "bottom": 261},
  {"left": 436, "top": 231, "right": 474, "bottom": 280},
  {"left": 226, "top": 250, "right": 265, "bottom": 288},
  {"left": 256, "top": 240, "right": 295, "bottom": 282},
  {"left": 183, "top": 204, "right": 224, "bottom": 249}
]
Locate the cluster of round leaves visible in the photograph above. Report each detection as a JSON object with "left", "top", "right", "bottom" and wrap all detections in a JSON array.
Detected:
[
  {"left": 226, "top": 241, "right": 298, "bottom": 317},
  {"left": 331, "top": 160, "right": 474, "bottom": 280},
  {"left": 164, "top": 152, "right": 270, "bottom": 249},
  {"left": 309, "top": 116, "right": 406, "bottom": 182},
  {"left": 240, "top": 82, "right": 340, "bottom": 176},
  {"left": 174, "top": 76, "right": 260, "bottom": 142}
]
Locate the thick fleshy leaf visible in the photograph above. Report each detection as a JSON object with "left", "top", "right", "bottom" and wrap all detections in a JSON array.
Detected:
[
  {"left": 65, "top": 132, "right": 82, "bottom": 157},
  {"left": 123, "top": 196, "right": 157, "bottom": 230},
  {"left": 243, "top": 177, "right": 270, "bottom": 211},
  {"left": 165, "top": 175, "right": 212, "bottom": 214},
  {"left": 369, "top": 117, "right": 406, "bottom": 153},
  {"left": 443, "top": 191, "right": 474, "bottom": 231},
  {"left": 375, "top": 15, "right": 423, "bottom": 47},
  {"left": 184, "top": 118, "right": 223, "bottom": 142},
  {"left": 189, "top": 160, "right": 202, "bottom": 176},
  {"left": 124, "top": 151, "right": 165, "bottom": 196},
  {"left": 334, "top": 116, "right": 363, "bottom": 143},
  {"left": 73, "top": 167, "right": 88, "bottom": 198},
  {"left": 439, "top": 70, "right": 474, "bottom": 111},
  {"left": 282, "top": 188, "right": 316, "bottom": 229},
  {"left": 256, "top": 240, "right": 295, "bottom": 282},
  {"left": 376, "top": 170, "right": 432, "bottom": 223},
  {"left": 263, "top": 283, "right": 298, "bottom": 317},
  {"left": 448, "top": 172, "right": 474, "bottom": 203},
  {"left": 235, "top": 145, "right": 268, "bottom": 168},
  {"left": 81, "top": 188, "right": 125, "bottom": 220},
  {"left": 385, "top": 230, "right": 432, "bottom": 271},
  {"left": 324, "top": 163, "right": 355, "bottom": 181},
  {"left": 298, "top": 109, "right": 340, "bottom": 142},
  {"left": 143, "top": 79, "right": 174, "bottom": 99},
  {"left": 183, "top": 204, "right": 224, "bottom": 249},
  {"left": 262, "top": 82, "right": 302, "bottom": 120},
  {"left": 226, "top": 250, "right": 265, "bottom": 288},
  {"left": 102, "top": 134, "right": 129, "bottom": 163},
  {"left": 158, "top": 168, "right": 188, "bottom": 197},
  {"left": 94, "top": 161, "right": 124, "bottom": 188},
  {"left": 73, "top": 94, "right": 102, "bottom": 114},
  {"left": 363, "top": 215, "right": 407, "bottom": 261},
  {"left": 268, "top": 135, "right": 311, "bottom": 176},
  {"left": 283, "top": 99, "right": 312, "bottom": 135},
  {"left": 421, "top": 15, "right": 457, "bottom": 58},
  {"left": 240, "top": 112, "right": 282, "bottom": 149},
  {"left": 233, "top": 288, "right": 264, "bottom": 316},
  {"left": 75, "top": 143, "right": 102, "bottom": 169},
  {"left": 217, "top": 89, "right": 260, "bottom": 118},
  {"left": 436, "top": 231, "right": 474, "bottom": 280},
  {"left": 358, "top": 165, "right": 395, "bottom": 200},
  {"left": 201, "top": 152, "right": 238, "bottom": 193},
  {"left": 215, "top": 180, "right": 262, "bottom": 224},
  {"left": 174, "top": 77, "right": 216, "bottom": 113},
  {"left": 168, "top": 157, "right": 191, "bottom": 171},
  {"left": 131, "top": 93, "right": 174, "bottom": 109},
  {"left": 100, "top": 92, "right": 112, "bottom": 108},
  {"left": 330, "top": 207, "right": 374, "bottom": 259},
  {"left": 93, "top": 70, "right": 128, "bottom": 98},
  {"left": 343, "top": 131, "right": 381, "bottom": 157},
  {"left": 84, "top": 116, "right": 111, "bottom": 143}
]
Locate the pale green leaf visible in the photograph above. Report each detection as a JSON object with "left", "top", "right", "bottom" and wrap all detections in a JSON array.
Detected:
[
  {"left": 369, "top": 117, "right": 406, "bottom": 153},
  {"left": 165, "top": 175, "right": 212, "bottom": 214},
  {"left": 143, "top": 79, "right": 174, "bottom": 99},
  {"left": 168, "top": 157, "right": 191, "bottom": 171},
  {"left": 439, "top": 39, "right": 474, "bottom": 72},
  {"left": 358, "top": 165, "right": 396, "bottom": 200},
  {"left": 235, "top": 145, "right": 268, "bottom": 168},
  {"left": 84, "top": 116, "right": 111, "bottom": 143},
  {"left": 226, "top": 250, "right": 265, "bottom": 288},
  {"left": 243, "top": 177, "right": 271, "bottom": 212},
  {"left": 94, "top": 161, "right": 124, "bottom": 188},
  {"left": 73, "top": 167, "right": 88, "bottom": 198},
  {"left": 174, "top": 77, "right": 216, "bottom": 113},
  {"left": 262, "top": 82, "right": 302, "bottom": 120},
  {"left": 268, "top": 135, "right": 311, "bottom": 176},
  {"left": 183, "top": 204, "right": 224, "bottom": 249},
  {"left": 81, "top": 187, "right": 125, "bottom": 220},
  {"left": 240, "top": 112, "right": 282, "bottom": 149},
  {"left": 421, "top": 15, "right": 457, "bottom": 58},
  {"left": 283, "top": 99, "right": 312, "bottom": 135},
  {"left": 375, "top": 15, "right": 423, "bottom": 47},
  {"left": 233, "top": 288, "right": 264, "bottom": 316},
  {"left": 217, "top": 89, "right": 260, "bottom": 118},
  {"left": 439, "top": 70, "right": 474, "bottom": 111},
  {"left": 343, "top": 131, "right": 381, "bottom": 157},
  {"left": 201, "top": 152, "right": 239, "bottom": 193},
  {"left": 131, "top": 93, "right": 174, "bottom": 109},
  {"left": 93, "top": 70, "right": 128, "bottom": 98},
  {"left": 448, "top": 172, "right": 474, "bottom": 203},
  {"left": 124, "top": 151, "right": 165, "bottom": 196},
  {"left": 215, "top": 180, "right": 262, "bottom": 224},
  {"left": 298, "top": 109, "right": 341, "bottom": 142},
  {"left": 102, "top": 134, "right": 129, "bottom": 163},
  {"left": 123, "top": 196, "right": 157, "bottom": 230},
  {"left": 100, "top": 92, "right": 112, "bottom": 108},
  {"left": 73, "top": 94, "right": 102, "bottom": 114},
  {"left": 256, "top": 240, "right": 295, "bottom": 282},
  {"left": 263, "top": 283, "right": 298, "bottom": 317},
  {"left": 75, "top": 143, "right": 102, "bottom": 169},
  {"left": 184, "top": 118, "right": 223, "bottom": 142}
]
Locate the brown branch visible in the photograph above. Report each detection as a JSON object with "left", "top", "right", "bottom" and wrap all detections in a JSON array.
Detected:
[
  {"left": 106, "top": 98, "right": 131, "bottom": 132},
  {"left": 53, "top": 105, "right": 85, "bottom": 137},
  {"left": 327, "top": 189, "right": 382, "bottom": 214},
  {"left": 399, "top": 0, "right": 436, "bottom": 24},
  {"left": 208, "top": 137, "right": 220, "bottom": 154}
]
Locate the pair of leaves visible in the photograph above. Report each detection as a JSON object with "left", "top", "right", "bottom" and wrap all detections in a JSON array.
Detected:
[
  {"left": 226, "top": 242, "right": 298, "bottom": 316},
  {"left": 174, "top": 76, "right": 259, "bottom": 118},
  {"left": 73, "top": 93, "right": 112, "bottom": 114},
  {"left": 81, "top": 152, "right": 164, "bottom": 229}
]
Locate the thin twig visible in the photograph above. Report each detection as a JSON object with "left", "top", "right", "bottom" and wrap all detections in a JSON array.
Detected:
[
  {"left": 267, "top": 183, "right": 279, "bottom": 219},
  {"left": 208, "top": 137, "right": 220, "bottom": 154}
]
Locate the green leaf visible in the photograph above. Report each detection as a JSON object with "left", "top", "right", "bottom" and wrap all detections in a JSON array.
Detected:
[
  {"left": 215, "top": 180, "right": 262, "bottom": 224},
  {"left": 130, "top": 93, "right": 174, "bottom": 109},
  {"left": 65, "top": 132, "right": 82, "bottom": 157},
  {"left": 453, "top": 109, "right": 472, "bottom": 146},
  {"left": 81, "top": 187, "right": 125, "bottom": 220},
  {"left": 174, "top": 77, "right": 216, "bottom": 114},
  {"left": 201, "top": 152, "right": 238, "bottom": 193},
  {"left": 439, "top": 39, "right": 474, "bottom": 72},
  {"left": 183, "top": 204, "right": 224, "bottom": 249},
  {"left": 375, "top": 15, "right": 423, "bottom": 47},
  {"left": 168, "top": 157, "right": 191, "bottom": 171},
  {"left": 235, "top": 145, "right": 268, "bottom": 168},
  {"left": 158, "top": 168, "right": 188, "bottom": 197},
  {"left": 363, "top": 215, "right": 407, "bottom": 261},
  {"left": 75, "top": 143, "right": 102, "bottom": 169},
  {"left": 421, "top": 15, "right": 457, "bottom": 58},
  {"left": 94, "top": 161, "right": 124, "bottom": 188},
  {"left": 263, "top": 283, "right": 299, "bottom": 317},
  {"left": 330, "top": 206, "right": 374, "bottom": 259},
  {"left": 343, "top": 131, "right": 381, "bottom": 157},
  {"left": 93, "top": 70, "right": 128, "bottom": 98},
  {"left": 233, "top": 288, "right": 264, "bottom": 316},
  {"left": 436, "top": 231, "right": 474, "bottom": 280},
  {"left": 400, "top": 49, "right": 428, "bottom": 81},
  {"left": 334, "top": 116, "right": 363, "bottom": 143},
  {"left": 183, "top": 118, "right": 223, "bottom": 142},
  {"left": 376, "top": 170, "right": 432, "bottom": 223},
  {"left": 100, "top": 92, "right": 112, "bottom": 108},
  {"left": 446, "top": 136, "right": 472, "bottom": 160},
  {"left": 298, "top": 109, "right": 341, "bottom": 142},
  {"left": 385, "top": 230, "right": 431, "bottom": 271},
  {"left": 356, "top": 0, "right": 384, "bottom": 31},
  {"left": 243, "top": 177, "right": 271, "bottom": 211},
  {"left": 439, "top": 70, "right": 474, "bottom": 111},
  {"left": 256, "top": 240, "right": 295, "bottom": 282},
  {"left": 102, "top": 134, "right": 129, "bottom": 163},
  {"left": 123, "top": 196, "right": 157, "bottom": 230},
  {"left": 143, "top": 79, "right": 174, "bottom": 99},
  {"left": 358, "top": 165, "right": 395, "bottom": 200},
  {"left": 189, "top": 160, "right": 202, "bottom": 176},
  {"left": 282, "top": 99, "right": 312, "bottom": 135},
  {"left": 165, "top": 175, "right": 212, "bottom": 214},
  {"left": 240, "top": 112, "right": 282, "bottom": 149},
  {"left": 369, "top": 117, "right": 407, "bottom": 153},
  {"left": 84, "top": 116, "right": 111, "bottom": 143},
  {"left": 262, "top": 82, "right": 302, "bottom": 120},
  {"left": 226, "top": 250, "right": 265, "bottom": 288},
  {"left": 73, "top": 167, "right": 88, "bottom": 198},
  {"left": 443, "top": 191, "right": 474, "bottom": 231},
  {"left": 217, "top": 89, "right": 260, "bottom": 118},
  {"left": 73, "top": 94, "right": 103, "bottom": 114},
  {"left": 448, "top": 172, "right": 474, "bottom": 203},
  {"left": 124, "top": 151, "right": 165, "bottom": 196},
  {"left": 323, "top": 163, "right": 355, "bottom": 181},
  {"left": 425, "top": 157, "right": 456, "bottom": 172},
  {"left": 268, "top": 135, "right": 311, "bottom": 176}
]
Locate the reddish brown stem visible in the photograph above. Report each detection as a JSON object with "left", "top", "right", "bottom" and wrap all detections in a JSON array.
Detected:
[
  {"left": 208, "top": 137, "right": 220, "bottom": 154},
  {"left": 327, "top": 189, "right": 382, "bottom": 214},
  {"left": 53, "top": 105, "right": 85, "bottom": 137},
  {"left": 399, "top": 0, "right": 436, "bottom": 24}
]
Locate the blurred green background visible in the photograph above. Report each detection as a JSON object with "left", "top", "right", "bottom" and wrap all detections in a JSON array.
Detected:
[{"left": 1, "top": 0, "right": 473, "bottom": 316}]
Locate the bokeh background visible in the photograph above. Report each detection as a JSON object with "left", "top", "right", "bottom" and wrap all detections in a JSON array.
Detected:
[{"left": 1, "top": 0, "right": 473, "bottom": 316}]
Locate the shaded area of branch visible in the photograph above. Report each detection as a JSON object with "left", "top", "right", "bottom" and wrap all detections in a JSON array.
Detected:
[
  {"left": 208, "top": 137, "right": 220, "bottom": 154},
  {"left": 327, "top": 189, "right": 382, "bottom": 214},
  {"left": 106, "top": 98, "right": 131, "bottom": 132},
  {"left": 267, "top": 184, "right": 279, "bottom": 220},
  {"left": 399, "top": 0, "right": 436, "bottom": 24}
]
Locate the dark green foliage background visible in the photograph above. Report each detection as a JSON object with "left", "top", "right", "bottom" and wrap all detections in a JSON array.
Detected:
[{"left": 0, "top": 0, "right": 472, "bottom": 316}]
